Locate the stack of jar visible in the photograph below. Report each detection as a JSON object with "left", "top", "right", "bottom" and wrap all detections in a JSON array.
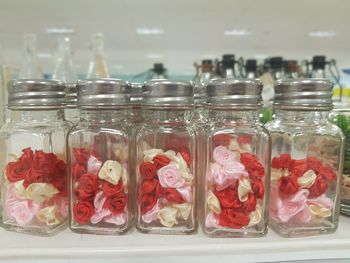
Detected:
[{"left": 0, "top": 78, "right": 344, "bottom": 237}]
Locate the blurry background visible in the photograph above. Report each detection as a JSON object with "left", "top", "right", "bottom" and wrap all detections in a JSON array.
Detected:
[{"left": 0, "top": 0, "right": 349, "bottom": 83}]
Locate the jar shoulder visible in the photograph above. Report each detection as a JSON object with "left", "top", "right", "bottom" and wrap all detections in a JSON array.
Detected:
[
  {"left": 205, "top": 122, "right": 270, "bottom": 137},
  {"left": 68, "top": 122, "right": 130, "bottom": 137}
]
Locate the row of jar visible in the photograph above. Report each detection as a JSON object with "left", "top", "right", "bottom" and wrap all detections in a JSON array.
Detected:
[{"left": 0, "top": 78, "right": 345, "bottom": 237}]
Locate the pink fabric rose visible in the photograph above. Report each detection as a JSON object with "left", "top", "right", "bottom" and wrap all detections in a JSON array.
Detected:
[
  {"left": 157, "top": 164, "right": 185, "bottom": 188},
  {"left": 213, "top": 146, "right": 236, "bottom": 166},
  {"left": 104, "top": 213, "right": 127, "bottom": 225},
  {"left": 176, "top": 185, "right": 193, "bottom": 202},
  {"left": 307, "top": 194, "right": 333, "bottom": 209},
  {"left": 54, "top": 196, "right": 68, "bottom": 217},
  {"left": 142, "top": 200, "right": 161, "bottom": 223},
  {"left": 6, "top": 200, "right": 40, "bottom": 225},
  {"left": 87, "top": 155, "right": 102, "bottom": 175},
  {"left": 222, "top": 161, "right": 248, "bottom": 179},
  {"left": 205, "top": 211, "right": 219, "bottom": 228},
  {"left": 94, "top": 191, "right": 106, "bottom": 213},
  {"left": 91, "top": 209, "right": 110, "bottom": 224}
]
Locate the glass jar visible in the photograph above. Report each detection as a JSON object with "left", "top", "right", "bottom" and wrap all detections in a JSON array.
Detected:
[
  {"left": 136, "top": 80, "right": 197, "bottom": 234},
  {"left": 0, "top": 79, "right": 69, "bottom": 236},
  {"left": 265, "top": 79, "right": 344, "bottom": 237},
  {"left": 64, "top": 83, "right": 79, "bottom": 123},
  {"left": 68, "top": 79, "right": 132, "bottom": 235},
  {"left": 330, "top": 108, "right": 350, "bottom": 215},
  {"left": 203, "top": 79, "right": 270, "bottom": 237}
]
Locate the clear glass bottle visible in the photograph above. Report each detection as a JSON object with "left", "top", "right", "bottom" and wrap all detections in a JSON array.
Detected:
[
  {"left": 136, "top": 80, "right": 197, "bottom": 234},
  {"left": 18, "top": 34, "right": 42, "bottom": 79},
  {"left": 0, "top": 79, "right": 69, "bottom": 236},
  {"left": 64, "top": 83, "right": 79, "bottom": 123},
  {"left": 265, "top": 79, "right": 344, "bottom": 237},
  {"left": 329, "top": 108, "right": 350, "bottom": 215},
  {"left": 86, "top": 33, "right": 109, "bottom": 79},
  {"left": 52, "top": 37, "right": 76, "bottom": 83},
  {"left": 203, "top": 79, "right": 270, "bottom": 237},
  {"left": 68, "top": 79, "right": 132, "bottom": 235}
]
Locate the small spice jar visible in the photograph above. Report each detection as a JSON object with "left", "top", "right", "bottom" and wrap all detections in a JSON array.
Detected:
[
  {"left": 265, "top": 79, "right": 344, "bottom": 237},
  {"left": 330, "top": 108, "right": 350, "bottom": 215},
  {"left": 68, "top": 79, "right": 132, "bottom": 235},
  {"left": 203, "top": 79, "right": 270, "bottom": 237},
  {"left": 136, "top": 80, "right": 197, "bottom": 234},
  {"left": 0, "top": 79, "right": 69, "bottom": 236}
]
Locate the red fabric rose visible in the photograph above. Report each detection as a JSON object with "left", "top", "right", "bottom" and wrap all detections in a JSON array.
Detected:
[
  {"left": 271, "top": 154, "right": 292, "bottom": 169},
  {"left": 164, "top": 188, "right": 185, "bottom": 203},
  {"left": 213, "top": 134, "right": 232, "bottom": 147},
  {"left": 104, "top": 193, "right": 127, "bottom": 214},
  {"left": 75, "top": 188, "right": 94, "bottom": 201},
  {"left": 239, "top": 193, "right": 257, "bottom": 214},
  {"left": 141, "top": 179, "right": 160, "bottom": 194},
  {"left": 309, "top": 176, "right": 328, "bottom": 198},
  {"left": 251, "top": 178, "right": 265, "bottom": 199},
  {"left": 180, "top": 150, "right": 192, "bottom": 166},
  {"left": 139, "top": 162, "right": 158, "bottom": 179},
  {"left": 279, "top": 175, "right": 299, "bottom": 196},
  {"left": 237, "top": 135, "right": 252, "bottom": 145},
  {"left": 290, "top": 159, "right": 307, "bottom": 177},
  {"left": 29, "top": 150, "right": 57, "bottom": 183},
  {"left": 79, "top": 173, "right": 99, "bottom": 193},
  {"left": 5, "top": 161, "right": 31, "bottom": 182},
  {"left": 71, "top": 163, "right": 87, "bottom": 180},
  {"left": 215, "top": 186, "right": 241, "bottom": 209},
  {"left": 240, "top": 153, "right": 265, "bottom": 178},
  {"left": 140, "top": 194, "right": 157, "bottom": 214},
  {"left": 73, "top": 148, "right": 90, "bottom": 164},
  {"left": 152, "top": 155, "right": 171, "bottom": 168},
  {"left": 73, "top": 201, "right": 94, "bottom": 224},
  {"left": 219, "top": 209, "right": 250, "bottom": 229},
  {"left": 18, "top": 148, "right": 34, "bottom": 167},
  {"left": 319, "top": 166, "right": 336, "bottom": 181},
  {"left": 52, "top": 176, "right": 68, "bottom": 197},
  {"left": 102, "top": 181, "right": 124, "bottom": 197},
  {"left": 306, "top": 157, "right": 323, "bottom": 173}
]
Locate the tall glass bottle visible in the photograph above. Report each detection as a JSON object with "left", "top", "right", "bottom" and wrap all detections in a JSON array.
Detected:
[
  {"left": 86, "top": 33, "right": 109, "bottom": 79},
  {"left": 18, "top": 34, "right": 42, "bottom": 79},
  {"left": 52, "top": 37, "right": 76, "bottom": 83}
]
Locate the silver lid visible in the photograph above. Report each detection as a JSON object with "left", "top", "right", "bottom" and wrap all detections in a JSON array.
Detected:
[
  {"left": 130, "top": 82, "right": 143, "bottom": 105},
  {"left": 194, "top": 83, "right": 206, "bottom": 106},
  {"left": 205, "top": 78, "right": 263, "bottom": 109},
  {"left": 142, "top": 80, "right": 193, "bottom": 108},
  {"left": 65, "top": 83, "right": 77, "bottom": 108},
  {"left": 8, "top": 79, "right": 66, "bottom": 110},
  {"left": 273, "top": 79, "right": 333, "bottom": 110},
  {"left": 77, "top": 78, "right": 130, "bottom": 109}
]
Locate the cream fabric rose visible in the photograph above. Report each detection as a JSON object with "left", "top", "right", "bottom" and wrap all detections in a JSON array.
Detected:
[
  {"left": 98, "top": 160, "right": 123, "bottom": 185},
  {"left": 173, "top": 203, "right": 191, "bottom": 220},
  {"left": 248, "top": 204, "right": 262, "bottom": 227},
  {"left": 112, "top": 142, "right": 129, "bottom": 162},
  {"left": 298, "top": 170, "right": 317, "bottom": 188},
  {"left": 207, "top": 190, "right": 221, "bottom": 214},
  {"left": 14, "top": 180, "right": 27, "bottom": 199},
  {"left": 37, "top": 206, "right": 61, "bottom": 225},
  {"left": 157, "top": 206, "right": 178, "bottom": 228},
  {"left": 164, "top": 150, "right": 177, "bottom": 159},
  {"left": 121, "top": 167, "right": 129, "bottom": 192},
  {"left": 143, "top": 149, "right": 164, "bottom": 162},
  {"left": 309, "top": 204, "right": 332, "bottom": 218},
  {"left": 238, "top": 178, "right": 252, "bottom": 202},
  {"left": 25, "top": 183, "right": 59, "bottom": 203}
]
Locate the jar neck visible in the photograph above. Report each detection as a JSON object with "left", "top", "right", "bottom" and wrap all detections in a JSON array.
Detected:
[
  {"left": 143, "top": 108, "right": 191, "bottom": 125},
  {"left": 274, "top": 109, "right": 329, "bottom": 123},
  {"left": 80, "top": 109, "right": 127, "bottom": 123},
  {"left": 207, "top": 108, "right": 259, "bottom": 123},
  {"left": 10, "top": 109, "right": 64, "bottom": 123}
]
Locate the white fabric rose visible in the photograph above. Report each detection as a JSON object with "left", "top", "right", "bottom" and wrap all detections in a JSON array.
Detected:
[
  {"left": 157, "top": 206, "right": 178, "bottom": 228},
  {"left": 207, "top": 190, "right": 221, "bottom": 214},
  {"left": 25, "top": 183, "right": 59, "bottom": 203},
  {"left": 238, "top": 178, "right": 252, "bottom": 202},
  {"left": 298, "top": 170, "right": 317, "bottom": 188},
  {"left": 172, "top": 203, "right": 191, "bottom": 220},
  {"left": 37, "top": 206, "right": 61, "bottom": 225},
  {"left": 98, "top": 160, "right": 123, "bottom": 185},
  {"left": 248, "top": 204, "right": 262, "bottom": 227},
  {"left": 143, "top": 149, "right": 164, "bottom": 162}
]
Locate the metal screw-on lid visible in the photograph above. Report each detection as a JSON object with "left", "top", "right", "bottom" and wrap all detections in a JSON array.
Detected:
[
  {"left": 76, "top": 78, "right": 130, "bottom": 109},
  {"left": 65, "top": 83, "right": 77, "bottom": 108},
  {"left": 130, "top": 82, "right": 143, "bottom": 105},
  {"left": 142, "top": 80, "right": 193, "bottom": 108},
  {"left": 205, "top": 78, "right": 263, "bottom": 109},
  {"left": 8, "top": 79, "right": 66, "bottom": 110},
  {"left": 273, "top": 79, "right": 333, "bottom": 110}
]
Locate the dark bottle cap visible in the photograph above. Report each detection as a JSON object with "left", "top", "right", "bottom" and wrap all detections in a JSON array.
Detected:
[
  {"left": 284, "top": 60, "right": 298, "bottom": 73},
  {"left": 312, "top": 56, "right": 326, "bottom": 70},
  {"left": 153, "top": 63, "right": 165, "bottom": 74},
  {"left": 269, "top": 57, "right": 283, "bottom": 70},
  {"left": 222, "top": 54, "right": 235, "bottom": 69},
  {"left": 246, "top": 59, "right": 257, "bottom": 72},
  {"left": 202, "top": 59, "right": 213, "bottom": 66}
]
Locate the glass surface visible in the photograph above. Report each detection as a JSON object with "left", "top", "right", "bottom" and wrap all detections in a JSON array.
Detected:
[
  {"left": 136, "top": 109, "right": 197, "bottom": 234},
  {"left": 0, "top": 110, "right": 68, "bottom": 236},
  {"left": 86, "top": 33, "right": 109, "bottom": 79},
  {"left": 203, "top": 110, "right": 270, "bottom": 237},
  {"left": 265, "top": 110, "right": 344, "bottom": 237},
  {"left": 67, "top": 110, "right": 132, "bottom": 235},
  {"left": 52, "top": 37, "right": 76, "bottom": 82},
  {"left": 18, "top": 34, "right": 42, "bottom": 79}
]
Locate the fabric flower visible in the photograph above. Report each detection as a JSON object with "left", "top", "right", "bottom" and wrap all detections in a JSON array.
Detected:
[
  {"left": 103, "top": 193, "right": 127, "bottom": 214},
  {"left": 143, "top": 149, "right": 164, "bottom": 162},
  {"left": 140, "top": 194, "right": 158, "bottom": 214},
  {"left": 172, "top": 203, "right": 191, "bottom": 220},
  {"left": 6, "top": 199, "right": 40, "bottom": 226},
  {"left": 215, "top": 185, "right": 241, "bottom": 209},
  {"left": 141, "top": 179, "right": 160, "bottom": 194},
  {"left": 79, "top": 173, "right": 99, "bottom": 194},
  {"left": 179, "top": 150, "right": 192, "bottom": 166},
  {"left": 71, "top": 163, "right": 87, "bottom": 180},
  {"left": 297, "top": 170, "right": 317, "bottom": 188},
  {"left": 164, "top": 188, "right": 185, "bottom": 203},
  {"left": 73, "top": 148, "right": 90, "bottom": 164},
  {"left": 102, "top": 181, "right": 124, "bottom": 197},
  {"left": 271, "top": 154, "right": 292, "bottom": 169},
  {"left": 157, "top": 164, "right": 185, "bottom": 188},
  {"left": 309, "top": 176, "right": 328, "bottom": 198},
  {"left": 91, "top": 208, "right": 110, "bottom": 224},
  {"left": 248, "top": 204, "right": 262, "bottom": 227},
  {"left": 139, "top": 162, "right": 158, "bottom": 179},
  {"left": 239, "top": 193, "right": 257, "bottom": 215},
  {"left": 142, "top": 200, "right": 161, "bottom": 223},
  {"left": 98, "top": 160, "right": 124, "bottom": 185},
  {"left": 73, "top": 201, "right": 94, "bottom": 224},
  {"left": 37, "top": 206, "right": 61, "bottom": 225},
  {"left": 213, "top": 146, "right": 237, "bottom": 166},
  {"left": 104, "top": 212, "right": 127, "bottom": 225},
  {"left": 176, "top": 185, "right": 193, "bottom": 203},
  {"left": 240, "top": 153, "right": 265, "bottom": 178},
  {"left": 205, "top": 211, "right": 219, "bottom": 228},
  {"left": 213, "top": 134, "right": 232, "bottom": 147},
  {"left": 152, "top": 155, "right": 171, "bottom": 168},
  {"left": 207, "top": 190, "right": 221, "bottom": 214},
  {"left": 157, "top": 206, "right": 178, "bottom": 228},
  {"left": 251, "top": 178, "right": 265, "bottom": 199},
  {"left": 25, "top": 183, "right": 59, "bottom": 203},
  {"left": 218, "top": 209, "right": 250, "bottom": 229},
  {"left": 6, "top": 161, "right": 30, "bottom": 183},
  {"left": 279, "top": 175, "right": 299, "bottom": 196},
  {"left": 238, "top": 178, "right": 252, "bottom": 202},
  {"left": 87, "top": 155, "right": 102, "bottom": 175}
]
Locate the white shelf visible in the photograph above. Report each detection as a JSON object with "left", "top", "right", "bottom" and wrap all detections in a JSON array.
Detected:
[{"left": 0, "top": 216, "right": 350, "bottom": 262}]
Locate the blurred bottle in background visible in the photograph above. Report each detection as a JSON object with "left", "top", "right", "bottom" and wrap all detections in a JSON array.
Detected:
[
  {"left": 269, "top": 56, "right": 285, "bottom": 80},
  {"left": 86, "top": 33, "right": 109, "bottom": 78},
  {"left": 150, "top": 63, "right": 168, "bottom": 79},
  {"left": 311, "top": 55, "right": 326, "bottom": 78},
  {"left": 18, "top": 34, "right": 42, "bottom": 79},
  {"left": 284, "top": 60, "right": 300, "bottom": 79},
  {"left": 220, "top": 54, "right": 236, "bottom": 78},
  {"left": 52, "top": 36, "right": 77, "bottom": 82},
  {"left": 245, "top": 59, "right": 259, "bottom": 79}
]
